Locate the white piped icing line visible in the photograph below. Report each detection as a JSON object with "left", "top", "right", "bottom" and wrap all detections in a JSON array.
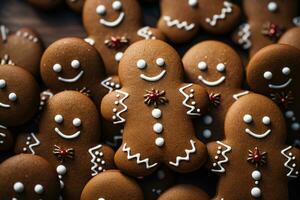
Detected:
[
  {"left": 122, "top": 143, "right": 158, "bottom": 169},
  {"left": 211, "top": 141, "right": 232, "bottom": 173},
  {"left": 112, "top": 90, "right": 129, "bottom": 124},
  {"left": 233, "top": 91, "right": 249, "bottom": 101},
  {"left": 89, "top": 144, "right": 106, "bottom": 176},
  {"left": 137, "top": 26, "right": 156, "bottom": 40},
  {"left": 0, "top": 25, "right": 9, "bottom": 42},
  {"left": 179, "top": 84, "right": 201, "bottom": 116},
  {"left": 22, "top": 133, "right": 40, "bottom": 154},
  {"left": 15, "top": 30, "right": 39, "bottom": 43},
  {"left": 58, "top": 70, "right": 84, "bottom": 83},
  {"left": 245, "top": 128, "right": 271, "bottom": 139},
  {"left": 101, "top": 77, "right": 121, "bottom": 93},
  {"left": 198, "top": 75, "right": 226, "bottom": 87},
  {"left": 84, "top": 37, "right": 96, "bottom": 46},
  {"left": 293, "top": 17, "right": 300, "bottom": 26},
  {"left": 140, "top": 70, "right": 167, "bottom": 82},
  {"left": 268, "top": 78, "right": 292, "bottom": 89},
  {"left": 169, "top": 140, "right": 196, "bottom": 167},
  {"left": 100, "top": 12, "right": 125, "bottom": 27},
  {"left": 163, "top": 16, "right": 195, "bottom": 31},
  {"left": 281, "top": 146, "right": 299, "bottom": 178},
  {"left": 0, "top": 124, "right": 7, "bottom": 144},
  {"left": 54, "top": 128, "right": 81, "bottom": 140},
  {"left": 237, "top": 23, "right": 252, "bottom": 50},
  {"left": 205, "top": 1, "right": 233, "bottom": 27}
]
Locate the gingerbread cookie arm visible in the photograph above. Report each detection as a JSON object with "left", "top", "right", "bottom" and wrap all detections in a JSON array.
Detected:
[
  {"left": 137, "top": 26, "right": 167, "bottom": 41},
  {"left": 281, "top": 146, "right": 300, "bottom": 179},
  {"left": 178, "top": 83, "right": 209, "bottom": 117},
  {"left": 0, "top": 125, "right": 14, "bottom": 152},
  {"left": 101, "top": 89, "right": 129, "bottom": 124},
  {"left": 101, "top": 76, "right": 122, "bottom": 93}
]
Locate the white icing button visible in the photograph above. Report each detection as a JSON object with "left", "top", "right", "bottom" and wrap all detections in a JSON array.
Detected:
[
  {"left": 98, "top": 198, "right": 105, "bottom": 200},
  {"left": 13, "top": 182, "right": 24, "bottom": 193},
  {"left": 216, "top": 63, "right": 226, "bottom": 72},
  {"left": 203, "top": 129, "right": 212, "bottom": 139},
  {"left": 156, "top": 58, "right": 165, "bottom": 66},
  {"left": 291, "top": 123, "right": 300, "bottom": 131},
  {"left": 115, "top": 52, "right": 123, "bottom": 62},
  {"left": 188, "top": 0, "right": 198, "bottom": 7},
  {"left": 112, "top": 1, "right": 122, "bottom": 11},
  {"left": 243, "top": 114, "right": 253, "bottom": 123},
  {"left": 198, "top": 61, "right": 207, "bottom": 71},
  {"left": 251, "top": 170, "right": 262, "bottom": 181},
  {"left": 203, "top": 115, "right": 213, "bottom": 125},
  {"left": 137, "top": 59, "right": 147, "bottom": 69},
  {"left": 282, "top": 67, "right": 291, "bottom": 75},
  {"left": 54, "top": 114, "right": 64, "bottom": 124},
  {"left": 8, "top": 93, "right": 17, "bottom": 101},
  {"left": 268, "top": 2, "right": 278, "bottom": 12},
  {"left": 263, "top": 71, "right": 273, "bottom": 80},
  {"left": 73, "top": 118, "right": 82, "bottom": 127},
  {"left": 71, "top": 60, "right": 80, "bottom": 69},
  {"left": 153, "top": 123, "right": 163, "bottom": 133},
  {"left": 155, "top": 137, "right": 165, "bottom": 147},
  {"left": 53, "top": 64, "right": 62, "bottom": 73},
  {"left": 56, "top": 165, "right": 67, "bottom": 175},
  {"left": 285, "top": 110, "right": 294, "bottom": 118},
  {"left": 251, "top": 187, "right": 261, "bottom": 198},
  {"left": 0, "top": 79, "right": 6, "bottom": 89},
  {"left": 262, "top": 116, "right": 271, "bottom": 125},
  {"left": 152, "top": 108, "right": 162, "bottom": 119},
  {"left": 34, "top": 184, "right": 44, "bottom": 194}
]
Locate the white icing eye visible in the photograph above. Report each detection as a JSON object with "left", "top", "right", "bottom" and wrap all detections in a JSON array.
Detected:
[
  {"left": 73, "top": 118, "right": 82, "bottom": 127},
  {"left": 216, "top": 63, "right": 226, "bottom": 72},
  {"left": 0, "top": 79, "right": 6, "bottom": 89},
  {"left": 13, "top": 182, "right": 24, "bottom": 193},
  {"left": 263, "top": 71, "right": 273, "bottom": 80},
  {"left": 156, "top": 58, "right": 165, "bottom": 67},
  {"left": 54, "top": 114, "right": 64, "bottom": 124},
  {"left": 8, "top": 93, "right": 17, "bottom": 101},
  {"left": 71, "top": 60, "right": 80, "bottom": 69},
  {"left": 53, "top": 64, "right": 62, "bottom": 73},
  {"left": 262, "top": 116, "right": 271, "bottom": 125},
  {"left": 188, "top": 0, "right": 198, "bottom": 7},
  {"left": 243, "top": 114, "right": 253, "bottom": 124},
  {"left": 112, "top": 1, "right": 122, "bottom": 11},
  {"left": 198, "top": 61, "right": 207, "bottom": 71},
  {"left": 268, "top": 2, "right": 278, "bottom": 12},
  {"left": 96, "top": 5, "right": 106, "bottom": 15},
  {"left": 34, "top": 184, "right": 44, "bottom": 194},
  {"left": 282, "top": 67, "right": 291, "bottom": 75},
  {"left": 137, "top": 59, "right": 147, "bottom": 69}
]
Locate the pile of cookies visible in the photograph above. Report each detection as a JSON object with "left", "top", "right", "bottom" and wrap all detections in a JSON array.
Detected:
[{"left": 0, "top": 0, "right": 300, "bottom": 199}]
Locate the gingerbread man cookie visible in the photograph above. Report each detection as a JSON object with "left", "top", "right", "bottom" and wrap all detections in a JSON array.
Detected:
[
  {"left": 81, "top": 170, "right": 144, "bottom": 200},
  {"left": 27, "top": 0, "right": 85, "bottom": 13},
  {"left": 15, "top": 91, "right": 115, "bottom": 199},
  {"left": 183, "top": 41, "right": 249, "bottom": 142},
  {"left": 234, "top": 0, "right": 300, "bottom": 57},
  {"left": 279, "top": 27, "right": 300, "bottom": 50},
  {"left": 207, "top": 93, "right": 300, "bottom": 199},
  {"left": 247, "top": 44, "right": 300, "bottom": 147},
  {"left": 157, "top": 0, "right": 241, "bottom": 43},
  {"left": 0, "top": 154, "right": 61, "bottom": 200},
  {"left": 101, "top": 40, "right": 209, "bottom": 177},
  {"left": 0, "top": 25, "right": 43, "bottom": 77},
  {"left": 157, "top": 185, "right": 210, "bottom": 200}
]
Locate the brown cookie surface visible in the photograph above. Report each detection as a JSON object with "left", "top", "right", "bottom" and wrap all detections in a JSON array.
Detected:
[
  {"left": 157, "top": 185, "right": 210, "bottom": 200},
  {"left": 279, "top": 27, "right": 300, "bottom": 50}
]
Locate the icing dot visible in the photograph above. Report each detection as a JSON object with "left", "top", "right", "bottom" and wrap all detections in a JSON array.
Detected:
[
  {"left": 285, "top": 110, "right": 294, "bottom": 118},
  {"left": 112, "top": 1, "right": 122, "bottom": 11},
  {"left": 113, "top": 108, "right": 117, "bottom": 113},
  {"left": 110, "top": 82, "right": 115, "bottom": 87},
  {"left": 289, "top": 153, "right": 293, "bottom": 156},
  {"left": 282, "top": 67, "right": 291, "bottom": 75},
  {"left": 155, "top": 137, "right": 165, "bottom": 147},
  {"left": 191, "top": 101, "right": 196, "bottom": 105},
  {"left": 8, "top": 93, "right": 17, "bottom": 101},
  {"left": 153, "top": 123, "right": 163, "bottom": 133},
  {"left": 292, "top": 163, "right": 296, "bottom": 167},
  {"left": 262, "top": 116, "right": 271, "bottom": 125},
  {"left": 263, "top": 71, "right": 273, "bottom": 80},
  {"left": 157, "top": 170, "right": 165, "bottom": 180},
  {"left": 189, "top": 94, "right": 194, "bottom": 98},
  {"left": 13, "top": 182, "right": 24, "bottom": 193},
  {"left": 252, "top": 170, "right": 262, "bottom": 181},
  {"left": 243, "top": 114, "right": 253, "bottom": 124},
  {"left": 114, "top": 101, "right": 119, "bottom": 105},
  {"left": 203, "top": 115, "right": 213, "bottom": 125},
  {"left": 196, "top": 109, "right": 201, "bottom": 113},
  {"left": 101, "top": 160, "right": 106, "bottom": 164},
  {"left": 152, "top": 108, "right": 162, "bottom": 119},
  {"left": 56, "top": 165, "right": 67, "bottom": 175},
  {"left": 213, "top": 163, "right": 217, "bottom": 167},
  {"left": 137, "top": 59, "right": 147, "bottom": 69},
  {"left": 96, "top": 5, "right": 106, "bottom": 15},
  {"left": 255, "top": 181, "right": 259, "bottom": 185},
  {"left": 268, "top": 2, "right": 278, "bottom": 12},
  {"left": 156, "top": 58, "right": 165, "bottom": 67},
  {"left": 0, "top": 79, "right": 6, "bottom": 89},
  {"left": 73, "top": 118, "right": 82, "bottom": 127},
  {"left": 98, "top": 198, "right": 106, "bottom": 200},
  {"left": 215, "top": 156, "right": 219, "bottom": 159},
  {"left": 34, "top": 184, "right": 44, "bottom": 194},
  {"left": 188, "top": 0, "right": 198, "bottom": 7},
  {"left": 116, "top": 84, "right": 121, "bottom": 89},
  {"left": 218, "top": 146, "right": 222, "bottom": 150},
  {"left": 190, "top": 89, "right": 194, "bottom": 93},
  {"left": 60, "top": 180, "right": 64, "bottom": 189},
  {"left": 115, "top": 52, "right": 123, "bottom": 62},
  {"left": 291, "top": 123, "right": 300, "bottom": 131},
  {"left": 203, "top": 129, "right": 212, "bottom": 139},
  {"left": 71, "top": 60, "right": 80, "bottom": 69},
  {"left": 53, "top": 64, "right": 62, "bottom": 73},
  {"left": 217, "top": 150, "right": 221, "bottom": 155},
  {"left": 251, "top": 187, "right": 261, "bottom": 198},
  {"left": 112, "top": 115, "right": 116, "bottom": 120},
  {"left": 96, "top": 158, "right": 101, "bottom": 162},
  {"left": 23, "top": 147, "right": 27, "bottom": 152},
  {"left": 216, "top": 63, "right": 226, "bottom": 72},
  {"left": 54, "top": 114, "right": 64, "bottom": 124},
  {"left": 198, "top": 61, "right": 207, "bottom": 71},
  {"left": 98, "top": 166, "right": 103, "bottom": 171}
]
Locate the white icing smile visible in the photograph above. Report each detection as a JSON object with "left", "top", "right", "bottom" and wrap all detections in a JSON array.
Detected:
[
  {"left": 268, "top": 78, "right": 292, "bottom": 89},
  {"left": 58, "top": 70, "right": 84, "bottom": 83},
  {"left": 245, "top": 128, "right": 271, "bottom": 139},
  {"left": 100, "top": 12, "right": 125, "bottom": 27},
  {"left": 198, "top": 75, "right": 226, "bottom": 87},
  {"left": 0, "top": 102, "right": 10, "bottom": 108},
  {"left": 54, "top": 127, "right": 81, "bottom": 139},
  {"left": 140, "top": 70, "right": 166, "bottom": 82}
]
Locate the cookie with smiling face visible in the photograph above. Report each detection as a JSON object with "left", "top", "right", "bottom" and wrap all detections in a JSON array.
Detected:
[
  {"left": 207, "top": 93, "right": 300, "bottom": 200},
  {"left": 157, "top": 0, "right": 241, "bottom": 43},
  {"left": 247, "top": 44, "right": 300, "bottom": 147},
  {"left": 279, "top": 27, "right": 300, "bottom": 50},
  {"left": 157, "top": 185, "right": 210, "bottom": 200},
  {"left": 0, "top": 154, "right": 61, "bottom": 200},
  {"left": 182, "top": 41, "right": 249, "bottom": 142},
  {"left": 233, "top": 0, "right": 300, "bottom": 57},
  {"left": 101, "top": 40, "right": 209, "bottom": 177},
  {"left": 15, "top": 91, "right": 115, "bottom": 199}
]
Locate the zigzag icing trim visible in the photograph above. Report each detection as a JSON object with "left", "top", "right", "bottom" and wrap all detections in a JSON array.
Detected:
[
  {"left": 0, "top": 25, "right": 9, "bottom": 42},
  {"left": 88, "top": 144, "right": 106, "bottom": 176},
  {"left": 16, "top": 30, "right": 39, "bottom": 43},
  {"left": 281, "top": 146, "right": 299, "bottom": 178},
  {"left": 112, "top": 90, "right": 129, "bottom": 124},
  {"left": 122, "top": 143, "right": 158, "bottom": 169},
  {"left": 169, "top": 140, "right": 196, "bottom": 167},
  {"left": 137, "top": 26, "right": 156, "bottom": 40},
  {"left": 211, "top": 141, "right": 231, "bottom": 173},
  {"left": 179, "top": 84, "right": 201, "bottom": 116},
  {"left": 237, "top": 23, "right": 252, "bottom": 49},
  {"left": 163, "top": 16, "right": 195, "bottom": 31},
  {"left": 233, "top": 91, "right": 249, "bottom": 101},
  {"left": 0, "top": 124, "right": 7, "bottom": 144},
  {"left": 22, "top": 133, "right": 40, "bottom": 155},
  {"left": 205, "top": 1, "right": 233, "bottom": 27},
  {"left": 101, "top": 77, "right": 121, "bottom": 93}
]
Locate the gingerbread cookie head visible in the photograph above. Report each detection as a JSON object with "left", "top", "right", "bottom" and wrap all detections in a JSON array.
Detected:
[
  {"left": 81, "top": 170, "right": 144, "bottom": 200},
  {"left": 157, "top": 185, "right": 210, "bottom": 200},
  {"left": 279, "top": 27, "right": 300, "bottom": 50},
  {"left": 247, "top": 44, "right": 300, "bottom": 95},
  {"left": 40, "top": 37, "right": 106, "bottom": 94},
  {"left": 0, "top": 65, "right": 40, "bottom": 127},
  {"left": 183, "top": 40, "right": 244, "bottom": 89},
  {"left": 157, "top": 0, "right": 241, "bottom": 43},
  {"left": 0, "top": 154, "right": 61, "bottom": 200}
]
